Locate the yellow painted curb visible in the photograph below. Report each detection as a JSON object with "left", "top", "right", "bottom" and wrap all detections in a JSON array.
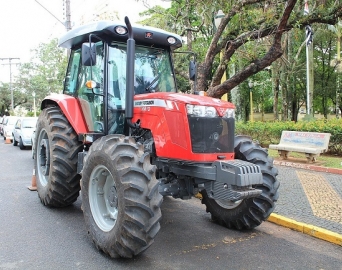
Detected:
[
  {"left": 268, "top": 213, "right": 342, "bottom": 246},
  {"left": 194, "top": 195, "right": 342, "bottom": 246}
]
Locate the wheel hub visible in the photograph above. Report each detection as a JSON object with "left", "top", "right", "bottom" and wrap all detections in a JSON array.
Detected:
[
  {"left": 39, "top": 139, "right": 50, "bottom": 176},
  {"left": 215, "top": 199, "right": 243, "bottom": 209},
  {"left": 89, "top": 165, "right": 118, "bottom": 232},
  {"left": 108, "top": 186, "right": 118, "bottom": 207}
]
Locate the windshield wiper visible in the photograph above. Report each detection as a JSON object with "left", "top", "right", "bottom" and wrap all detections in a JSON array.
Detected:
[{"left": 145, "top": 73, "right": 161, "bottom": 93}]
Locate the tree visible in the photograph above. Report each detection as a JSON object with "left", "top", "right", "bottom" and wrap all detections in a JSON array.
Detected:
[
  {"left": 0, "top": 83, "right": 12, "bottom": 115},
  {"left": 15, "top": 38, "right": 67, "bottom": 114},
  {"left": 138, "top": 0, "right": 342, "bottom": 100},
  {"left": 328, "top": 21, "right": 342, "bottom": 117},
  {"left": 313, "top": 26, "right": 337, "bottom": 117}
]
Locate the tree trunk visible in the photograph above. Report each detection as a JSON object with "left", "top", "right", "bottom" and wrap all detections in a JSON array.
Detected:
[
  {"left": 281, "top": 64, "right": 288, "bottom": 121},
  {"left": 272, "top": 60, "right": 281, "bottom": 120}
]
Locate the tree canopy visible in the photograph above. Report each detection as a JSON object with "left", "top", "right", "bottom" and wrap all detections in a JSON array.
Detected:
[
  {"left": 139, "top": 0, "right": 342, "bottom": 99},
  {"left": 0, "top": 39, "right": 67, "bottom": 116},
  {"left": 2, "top": 1, "right": 341, "bottom": 121}
]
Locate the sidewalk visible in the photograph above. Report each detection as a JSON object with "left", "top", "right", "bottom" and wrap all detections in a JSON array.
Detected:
[{"left": 268, "top": 158, "right": 342, "bottom": 246}]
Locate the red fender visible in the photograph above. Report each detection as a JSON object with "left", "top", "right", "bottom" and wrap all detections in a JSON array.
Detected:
[{"left": 41, "top": 94, "right": 89, "bottom": 134}]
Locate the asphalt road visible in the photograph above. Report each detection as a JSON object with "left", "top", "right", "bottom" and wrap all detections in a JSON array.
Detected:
[{"left": 0, "top": 141, "right": 341, "bottom": 270}]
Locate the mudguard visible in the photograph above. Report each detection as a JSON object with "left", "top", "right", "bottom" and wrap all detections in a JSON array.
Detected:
[{"left": 41, "top": 94, "right": 89, "bottom": 134}]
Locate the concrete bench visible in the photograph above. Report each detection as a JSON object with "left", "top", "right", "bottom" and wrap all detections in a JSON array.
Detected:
[{"left": 269, "top": 131, "right": 331, "bottom": 162}]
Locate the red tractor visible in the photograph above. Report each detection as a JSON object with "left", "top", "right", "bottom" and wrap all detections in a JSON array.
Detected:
[{"left": 34, "top": 17, "right": 279, "bottom": 258}]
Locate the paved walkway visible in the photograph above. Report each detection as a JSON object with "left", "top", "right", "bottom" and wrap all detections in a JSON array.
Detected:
[{"left": 270, "top": 159, "right": 342, "bottom": 243}]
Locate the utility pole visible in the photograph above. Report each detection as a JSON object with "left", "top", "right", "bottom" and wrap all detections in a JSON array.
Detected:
[
  {"left": 35, "top": 0, "right": 73, "bottom": 58},
  {"left": 35, "top": 0, "right": 72, "bottom": 32},
  {"left": 0, "top": 58, "right": 20, "bottom": 112},
  {"left": 64, "top": 0, "right": 72, "bottom": 59},
  {"left": 65, "top": 0, "right": 72, "bottom": 31},
  {"left": 304, "top": 1, "right": 314, "bottom": 117}
]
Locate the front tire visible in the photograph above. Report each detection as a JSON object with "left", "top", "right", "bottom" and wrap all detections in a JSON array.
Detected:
[
  {"left": 201, "top": 135, "right": 279, "bottom": 230},
  {"left": 35, "top": 107, "right": 83, "bottom": 207},
  {"left": 19, "top": 138, "right": 25, "bottom": 150},
  {"left": 82, "top": 135, "right": 162, "bottom": 258}
]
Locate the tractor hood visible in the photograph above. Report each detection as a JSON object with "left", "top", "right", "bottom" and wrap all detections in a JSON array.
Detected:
[{"left": 134, "top": 92, "right": 235, "bottom": 110}]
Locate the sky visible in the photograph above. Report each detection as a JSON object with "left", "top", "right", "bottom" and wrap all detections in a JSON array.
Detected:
[{"left": 0, "top": 0, "right": 170, "bottom": 82}]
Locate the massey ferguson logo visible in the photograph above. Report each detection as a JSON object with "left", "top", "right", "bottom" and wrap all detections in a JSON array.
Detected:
[
  {"left": 145, "top": 32, "right": 153, "bottom": 39},
  {"left": 135, "top": 100, "right": 155, "bottom": 106}
]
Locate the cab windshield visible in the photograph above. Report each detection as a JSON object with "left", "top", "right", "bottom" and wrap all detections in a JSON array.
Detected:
[{"left": 108, "top": 43, "right": 176, "bottom": 104}]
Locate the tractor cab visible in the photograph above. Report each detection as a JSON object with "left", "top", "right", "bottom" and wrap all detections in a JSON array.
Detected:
[{"left": 58, "top": 20, "right": 182, "bottom": 136}]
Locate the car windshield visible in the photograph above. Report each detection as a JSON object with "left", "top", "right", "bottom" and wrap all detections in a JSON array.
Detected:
[
  {"left": 8, "top": 118, "right": 17, "bottom": 125},
  {"left": 22, "top": 119, "right": 37, "bottom": 128}
]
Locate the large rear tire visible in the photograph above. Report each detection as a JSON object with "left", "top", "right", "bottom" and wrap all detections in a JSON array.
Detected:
[
  {"left": 35, "top": 107, "right": 83, "bottom": 207},
  {"left": 201, "top": 135, "right": 279, "bottom": 230},
  {"left": 81, "top": 135, "right": 162, "bottom": 258}
]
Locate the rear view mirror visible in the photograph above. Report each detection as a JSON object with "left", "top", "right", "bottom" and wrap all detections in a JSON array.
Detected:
[
  {"left": 189, "top": 60, "right": 196, "bottom": 81},
  {"left": 82, "top": 43, "right": 96, "bottom": 66}
]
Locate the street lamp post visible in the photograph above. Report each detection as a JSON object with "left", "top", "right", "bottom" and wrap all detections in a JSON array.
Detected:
[
  {"left": 261, "top": 84, "right": 265, "bottom": 122},
  {"left": 214, "top": 10, "right": 225, "bottom": 31},
  {"left": 214, "top": 10, "right": 227, "bottom": 101},
  {"left": 32, "top": 92, "right": 36, "bottom": 117},
  {"left": 249, "top": 81, "right": 254, "bottom": 122}
]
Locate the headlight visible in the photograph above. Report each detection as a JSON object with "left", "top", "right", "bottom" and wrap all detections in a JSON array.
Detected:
[
  {"left": 223, "top": 108, "right": 235, "bottom": 118},
  {"left": 115, "top": 26, "right": 127, "bottom": 35},
  {"left": 167, "top": 36, "right": 177, "bottom": 44},
  {"left": 186, "top": 105, "right": 218, "bottom": 117}
]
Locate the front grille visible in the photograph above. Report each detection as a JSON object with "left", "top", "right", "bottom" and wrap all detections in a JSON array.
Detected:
[{"left": 188, "top": 116, "right": 235, "bottom": 153}]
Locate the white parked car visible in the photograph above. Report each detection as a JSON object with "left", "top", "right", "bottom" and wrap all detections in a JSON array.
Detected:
[
  {"left": 3, "top": 116, "right": 19, "bottom": 141},
  {"left": 0, "top": 117, "right": 4, "bottom": 136},
  {"left": 31, "top": 129, "right": 36, "bottom": 159},
  {"left": 12, "top": 117, "right": 38, "bottom": 149}
]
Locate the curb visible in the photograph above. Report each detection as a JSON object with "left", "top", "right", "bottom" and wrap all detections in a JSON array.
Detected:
[
  {"left": 268, "top": 213, "right": 342, "bottom": 246},
  {"left": 273, "top": 160, "right": 342, "bottom": 175},
  {"left": 194, "top": 194, "right": 342, "bottom": 246}
]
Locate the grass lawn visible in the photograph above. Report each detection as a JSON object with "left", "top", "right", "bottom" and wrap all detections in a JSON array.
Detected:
[{"left": 267, "top": 148, "right": 342, "bottom": 169}]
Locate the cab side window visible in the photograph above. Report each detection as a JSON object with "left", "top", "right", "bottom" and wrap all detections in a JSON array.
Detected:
[
  {"left": 76, "top": 42, "right": 104, "bottom": 133},
  {"left": 77, "top": 41, "right": 104, "bottom": 98},
  {"left": 64, "top": 50, "right": 81, "bottom": 95}
]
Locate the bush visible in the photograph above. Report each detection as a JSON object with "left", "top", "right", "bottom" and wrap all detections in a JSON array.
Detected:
[{"left": 236, "top": 118, "right": 342, "bottom": 155}]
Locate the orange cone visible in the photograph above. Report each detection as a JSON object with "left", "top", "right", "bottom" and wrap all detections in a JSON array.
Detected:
[
  {"left": 28, "top": 169, "right": 37, "bottom": 191},
  {"left": 5, "top": 137, "right": 11, "bottom": 144}
]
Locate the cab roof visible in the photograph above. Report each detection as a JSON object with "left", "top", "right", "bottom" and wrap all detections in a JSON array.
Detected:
[{"left": 58, "top": 20, "right": 183, "bottom": 51}]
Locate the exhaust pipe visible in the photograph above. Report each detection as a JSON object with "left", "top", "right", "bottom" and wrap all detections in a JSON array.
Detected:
[{"left": 124, "top": 16, "right": 139, "bottom": 129}]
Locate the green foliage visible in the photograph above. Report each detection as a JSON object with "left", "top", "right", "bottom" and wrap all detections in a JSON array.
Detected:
[
  {"left": 13, "top": 38, "right": 67, "bottom": 115},
  {"left": 236, "top": 118, "right": 342, "bottom": 155},
  {"left": 0, "top": 39, "right": 67, "bottom": 116},
  {"left": 313, "top": 26, "right": 338, "bottom": 116},
  {"left": 26, "top": 111, "right": 40, "bottom": 117},
  {"left": 0, "top": 83, "right": 11, "bottom": 115},
  {"left": 137, "top": 0, "right": 342, "bottom": 119}
]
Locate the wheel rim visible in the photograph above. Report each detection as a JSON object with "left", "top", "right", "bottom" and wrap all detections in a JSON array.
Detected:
[
  {"left": 89, "top": 165, "right": 118, "bottom": 232},
  {"left": 36, "top": 129, "right": 50, "bottom": 186},
  {"left": 215, "top": 199, "right": 243, "bottom": 209}
]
